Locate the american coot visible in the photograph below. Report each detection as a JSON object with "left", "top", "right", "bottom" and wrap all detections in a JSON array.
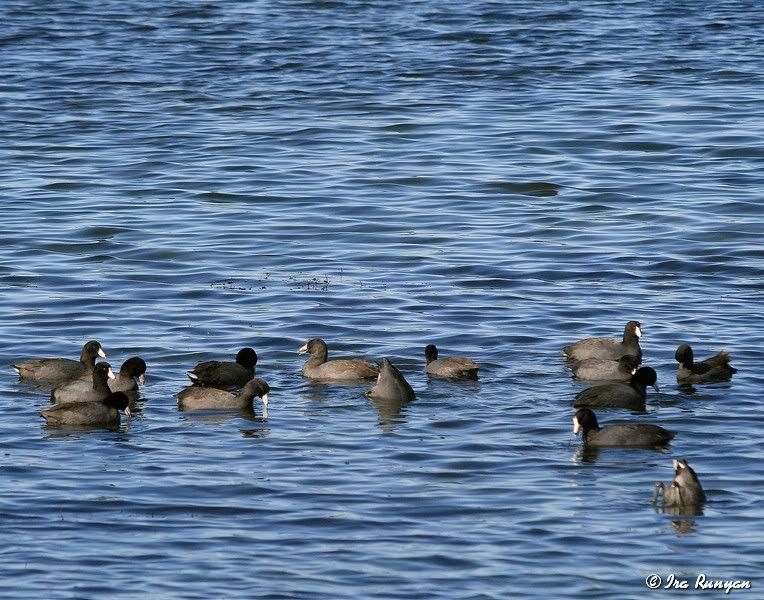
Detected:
[
  {"left": 12, "top": 340, "right": 107, "bottom": 383},
  {"left": 675, "top": 344, "right": 736, "bottom": 384},
  {"left": 573, "top": 408, "right": 675, "bottom": 447},
  {"left": 109, "top": 357, "right": 147, "bottom": 393},
  {"left": 653, "top": 458, "right": 706, "bottom": 512},
  {"left": 573, "top": 366, "right": 658, "bottom": 410},
  {"left": 177, "top": 377, "right": 270, "bottom": 412},
  {"left": 368, "top": 358, "right": 416, "bottom": 402},
  {"left": 41, "top": 391, "right": 130, "bottom": 428},
  {"left": 298, "top": 338, "right": 378, "bottom": 381},
  {"left": 571, "top": 354, "right": 639, "bottom": 382},
  {"left": 51, "top": 362, "right": 116, "bottom": 404},
  {"left": 52, "top": 357, "right": 147, "bottom": 398},
  {"left": 424, "top": 344, "right": 479, "bottom": 379},
  {"left": 563, "top": 321, "right": 642, "bottom": 362},
  {"left": 186, "top": 348, "right": 257, "bottom": 389}
]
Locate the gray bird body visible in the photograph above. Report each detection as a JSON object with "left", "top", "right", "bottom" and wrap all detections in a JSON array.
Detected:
[
  {"left": 13, "top": 340, "right": 106, "bottom": 384},
  {"left": 573, "top": 367, "right": 658, "bottom": 410},
  {"left": 573, "top": 408, "right": 675, "bottom": 447},
  {"left": 299, "top": 339, "right": 378, "bottom": 381},
  {"left": 41, "top": 392, "right": 129, "bottom": 428},
  {"left": 653, "top": 459, "right": 706, "bottom": 513},
  {"left": 51, "top": 363, "right": 116, "bottom": 405},
  {"left": 571, "top": 354, "right": 639, "bottom": 383},
  {"left": 368, "top": 358, "right": 416, "bottom": 402},
  {"left": 186, "top": 348, "right": 257, "bottom": 390},
  {"left": 563, "top": 321, "right": 642, "bottom": 362},
  {"left": 424, "top": 344, "right": 479, "bottom": 379},
  {"left": 53, "top": 357, "right": 146, "bottom": 399},
  {"left": 177, "top": 377, "right": 270, "bottom": 411},
  {"left": 675, "top": 344, "right": 736, "bottom": 384}
]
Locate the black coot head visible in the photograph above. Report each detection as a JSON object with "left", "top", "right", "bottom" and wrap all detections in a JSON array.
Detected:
[
  {"left": 121, "top": 357, "right": 147, "bottom": 377},
  {"left": 675, "top": 344, "right": 694, "bottom": 366},
  {"left": 573, "top": 408, "right": 599, "bottom": 434},
  {"left": 235, "top": 348, "right": 258, "bottom": 369},
  {"left": 632, "top": 366, "right": 658, "bottom": 391},
  {"left": 424, "top": 344, "right": 438, "bottom": 364}
]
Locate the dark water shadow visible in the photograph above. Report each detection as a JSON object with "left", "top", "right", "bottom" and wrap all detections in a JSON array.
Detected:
[
  {"left": 41, "top": 421, "right": 128, "bottom": 439},
  {"left": 677, "top": 383, "right": 700, "bottom": 396},
  {"left": 177, "top": 406, "right": 263, "bottom": 425},
  {"left": 669, "top": 518, "right": 698, "bottom": 535},
  {"left": 425, "top": 376, "right": 481, "bottom": 392},
  {"left": 572, "top": 444, "right": 672, "bottom": 464},
  {"left": 366, "top": 393, "right": 413, "bottom": 433},
  {"left": 240, "top": 424, "right": 271, "bottom": 439},
  {"left": 300, "top": 379, "right": 372, "bottom": 403}
]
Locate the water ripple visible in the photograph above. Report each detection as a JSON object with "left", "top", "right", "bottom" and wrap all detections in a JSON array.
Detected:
[{"left": 1, "top": 0, "right": 763, "bottom": 597}]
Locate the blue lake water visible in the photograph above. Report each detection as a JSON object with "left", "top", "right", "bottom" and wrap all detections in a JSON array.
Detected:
[{"left": 2, "top": 1, "right": 763, "bottom": 598}]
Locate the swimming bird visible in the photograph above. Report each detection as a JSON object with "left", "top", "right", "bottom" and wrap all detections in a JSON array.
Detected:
[
  {"left": 675, "top": 344, "right": 736, "bottom": 384},
  {"left": 562, "top": 321, "right": 642, "bottom": 362},
  {"left": 41, "top": 391, "right": 130, "bottom": 428},
  {"left": 186, "top": 347, "right": 257, "bottom": 390},
  {"left": 573, "top": 408, "right": 675, "bottom": 447},
  {"left": 368, "top": 358, "right": 416, "bottom": 402},
  {"left": 51, "top": 362, "right": 116, "bottom": 404},
  {"left": 653, "top": 458, "right": 706, "bottom": 510},
  {"left": 573, "top": 366, "right": 658, "bottom": 410},
  {"left": 298, "top": 338, "right": 378, "bottom": 381},
  {"left": 109, "top": 357, "right": 147, "bottom": 393},
  {"left": 571, "top": 354, "right": 639, "bottom": 382},
  {"left": 424, "top": 344, "right": 479, "bottom": 379},
  {"left": 51, "top": 356, "right": 147, "bottom": 398},
  {"left": 177, "top": 377, "right": 270, "bottom": 412},
  {"left": 12, "top": 340, "right": 106, "bottom": 384}
]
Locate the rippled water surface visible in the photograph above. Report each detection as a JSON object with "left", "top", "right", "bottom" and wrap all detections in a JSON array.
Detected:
[{"left": 2, "top": 1, "right": 763, "bottom": 598}]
